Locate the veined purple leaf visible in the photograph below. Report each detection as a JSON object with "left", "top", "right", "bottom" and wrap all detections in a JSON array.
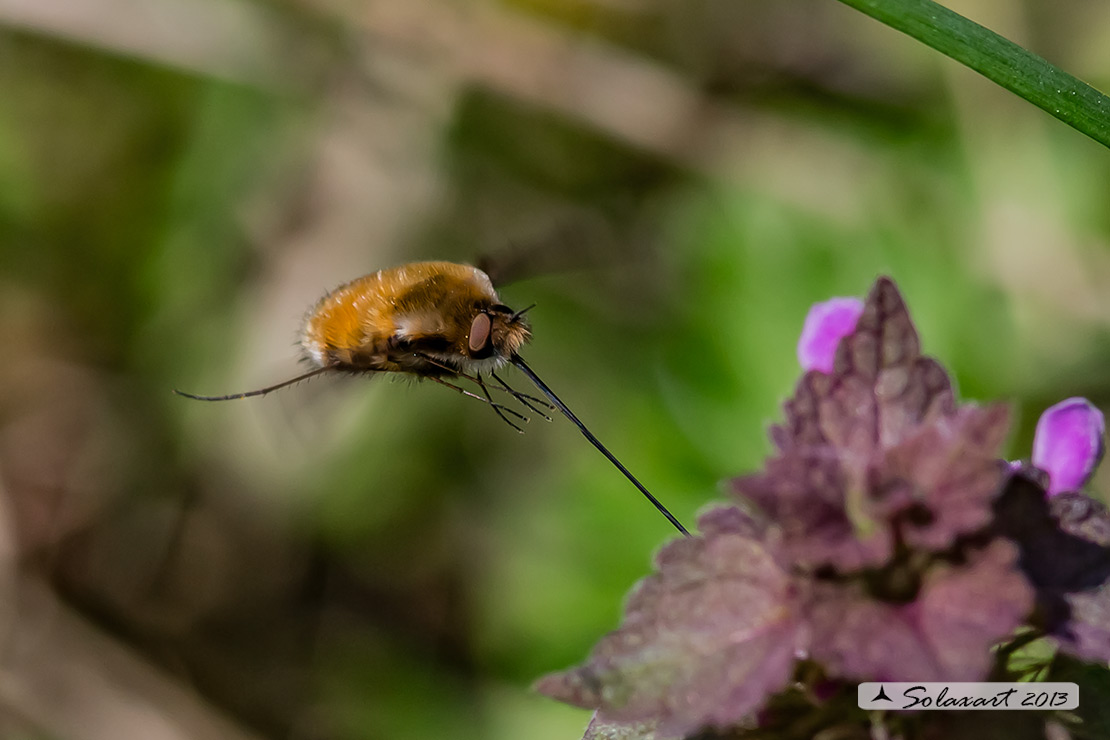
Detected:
[
  {"left": 806, "top": 541, "right": 1032, "bottom": 682},
  {"left": 874, "top": 403, "right": 1011, "bottom": 551},
  {"left": 736, "top": 404, "right": 1009, "bottom": 571},
  {"left": 582, "top": 713, "right": 661, "bottom": 740},
  {"left": 917, "top": 712, "right": 1061, "bottom": 740},
  {"left": 1049, "top": 493, "right": 1110, "bottom": 662},
  {"left": 1060, "top": 585, "right": 1110, "bottom": 663},
  {"left": 535, "top": 507, "right": 802, "bottom": 739},
  {"left": 1052, "top": 491, "right": 1110, "bottom": 548},
  {"left": 734, "top": 451, "right": 891, "bottom": 571},
  {"left": 736, "top": 278, "right": 1000, "bottom": 572},
  {"left": 771, "top": 277, "right": 955, "bottom": 457},
  {"left": 993, "top": 474, "right": 1110, "bottom": 662}
]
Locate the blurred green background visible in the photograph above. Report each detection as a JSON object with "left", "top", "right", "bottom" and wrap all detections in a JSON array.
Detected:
[{"left": 0, "top": 0, "right": 1108, "bottom": 738}]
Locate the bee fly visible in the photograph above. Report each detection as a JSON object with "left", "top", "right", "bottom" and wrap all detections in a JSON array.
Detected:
[{"left": 175, "top": 261, "right": 688, "bottom": 535}]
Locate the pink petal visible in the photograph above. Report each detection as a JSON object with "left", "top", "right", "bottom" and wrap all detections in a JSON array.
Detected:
[
  {"left": 796, "top": 297, "right": 864, "bottom": 373},
  {"left": 1032, "top": 397, "right": 1105, "bottom": 496}
]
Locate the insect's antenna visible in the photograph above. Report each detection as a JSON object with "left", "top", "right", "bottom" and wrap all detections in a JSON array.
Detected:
[
  {"left": 174, "top": 366, "right": 334, "bottom": 401},
  {"left": 510, "top": 355, "right": 690, "bottom": 537},
  {"left": 510, "top": 304, "right": 537, "bottom": 323}
]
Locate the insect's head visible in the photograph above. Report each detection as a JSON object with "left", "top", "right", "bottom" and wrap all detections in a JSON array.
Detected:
[{"left": 467, "top": 303, "right": 533, "bottom": 360}]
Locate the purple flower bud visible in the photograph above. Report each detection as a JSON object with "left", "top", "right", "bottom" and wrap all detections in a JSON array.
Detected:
[
  {"left": 1032, "top": 397, "right": 1105, "bottom": 496},
  {"left": 797, "top": 297, "right": 864, "bottom": 373}
]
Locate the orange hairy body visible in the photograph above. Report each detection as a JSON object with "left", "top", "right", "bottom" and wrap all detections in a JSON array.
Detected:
[{"left": 300, "top": 261, "right": 531, "bottom": 377}]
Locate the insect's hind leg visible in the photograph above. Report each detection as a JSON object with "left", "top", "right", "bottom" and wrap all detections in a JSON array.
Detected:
[
  {"left": 424, "top": 375, "right": 529, "bottom": 434},
  {"left": 490, "top": 370, "right": 553, "bottom": 421}
]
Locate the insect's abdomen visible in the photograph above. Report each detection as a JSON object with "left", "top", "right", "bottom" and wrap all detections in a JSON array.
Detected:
[{"left": 300, "top": 276, "right": 385, "bottom": 368}]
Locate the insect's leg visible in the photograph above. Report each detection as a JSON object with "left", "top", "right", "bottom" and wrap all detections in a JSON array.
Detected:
[
  {"left": 471, "top": 373, "right": 539, "bottom": 433},
  {"left": 490, "top": 370, "right": 553, "bottom": 408},
  {"left": 417, "top": 358, "right": 553, "bottom": 419},
  {"left": 174, "top": 364, "right": 337, "bottom": 401},
  {"left": 490, "top": 370, "right": 554, "bottom": 420},
  {"left": 409, "top": 353, "right": 501, "bottom": 396},
  {"left": 424, "top": 375, "right": 528, "bottom": 434},
  {"left": 408, "top": 353, "right": 541, "bottom": 429}
]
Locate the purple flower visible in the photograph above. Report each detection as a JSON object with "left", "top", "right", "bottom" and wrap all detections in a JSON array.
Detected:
[
  {"left": 796, "top": 297, "right": 864, "bottom": 373},
  {"left": 538, "top": 279, "right": 1033, "bottom": 739},
  {"left": 1032, "top": 397, "right": 1105, "bottom": 496},
  {"left": 539, "top": 278, "right": 1110, "bottom": 740}
]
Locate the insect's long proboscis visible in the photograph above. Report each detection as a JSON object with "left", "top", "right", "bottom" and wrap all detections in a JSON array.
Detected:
[{"left": 510, "top": 354, "right": 690, "bottom": 537}]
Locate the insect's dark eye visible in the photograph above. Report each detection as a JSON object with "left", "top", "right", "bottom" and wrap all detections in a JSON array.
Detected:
[
  {"left": 491, "top": 303, "right": 513, "bottom": 314},
  {"left": 469, "top": 312, "right": 492, "bottom": 356}
]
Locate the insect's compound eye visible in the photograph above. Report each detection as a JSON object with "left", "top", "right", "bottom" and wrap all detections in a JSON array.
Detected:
[{"left": 468, "top": 312, "right": 492, "bottom": 355}]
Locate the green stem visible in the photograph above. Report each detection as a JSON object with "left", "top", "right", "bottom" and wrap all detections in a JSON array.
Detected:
[{"left": 835, "top": 0, "right": 1110, "bottom": 150}]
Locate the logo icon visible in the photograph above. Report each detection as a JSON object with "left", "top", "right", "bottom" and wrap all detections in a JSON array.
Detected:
[{"left": 871, "top": 685, "right": 892, "bottom": 702}]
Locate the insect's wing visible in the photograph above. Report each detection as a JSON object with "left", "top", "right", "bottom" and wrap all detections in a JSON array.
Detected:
[{"left": 476, "top": 217, "right": 635, "bottom": 288}]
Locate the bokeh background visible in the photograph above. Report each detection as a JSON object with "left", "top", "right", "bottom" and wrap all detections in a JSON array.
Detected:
[{"left": 1, "top": 0, "right": 1109, "bottom": 738}]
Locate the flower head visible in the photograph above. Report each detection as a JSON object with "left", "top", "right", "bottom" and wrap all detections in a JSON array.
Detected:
[{"left": 539, "top": 278, "right": 1110, "bottom": 740}]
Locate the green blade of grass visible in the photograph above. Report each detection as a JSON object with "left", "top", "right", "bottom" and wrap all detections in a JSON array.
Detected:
[{"left": 836, "top": 0, "right": 1110, "bottom": 150}]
